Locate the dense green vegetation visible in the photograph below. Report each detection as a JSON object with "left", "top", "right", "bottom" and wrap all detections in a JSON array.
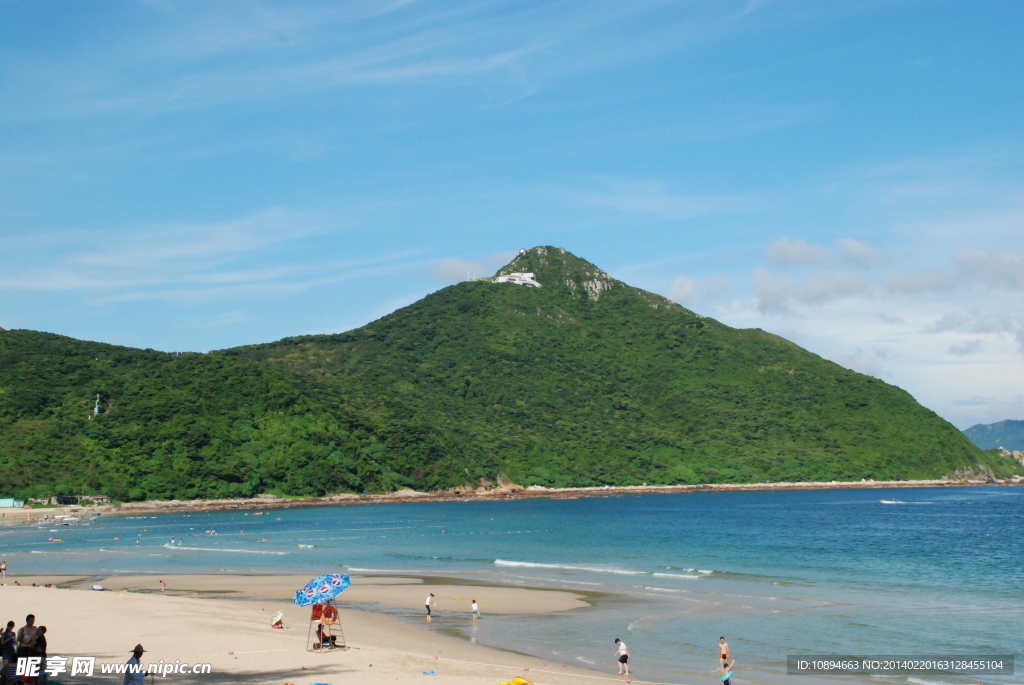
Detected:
[
  {"left": 964, "top": 420, "right": 1024, "bottom": 451},
  {"left": 2, "top": 247, "right": 1018, "bottom": 500}
]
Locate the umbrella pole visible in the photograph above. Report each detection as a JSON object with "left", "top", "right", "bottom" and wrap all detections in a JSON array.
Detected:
[{"left": 306, "top": 612, "right": 315, "bottom": 652}]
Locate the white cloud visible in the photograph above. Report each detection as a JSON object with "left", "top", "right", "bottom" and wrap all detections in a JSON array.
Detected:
[
  {"left": 750, "top": 268, "right": 868, "bottom": 312},
  {"left": 885, "top": 269, "right": 957, "bottom": 294},
  {"left": 948, "top": 339, "right": 984, "bottom": 356},
  {"left": 427, "top": 251, "right": 517, "bottom": 284},
  {"left": 926, "top": 310, "right": 1014, "bottom": 335},
  {"left": 953, "top": 249, "right": 1024, "bottom": 291},
  {"left": 766, "top": 236, "right": 891, "bottom": 269},
  {"left": 838, "top": 238, "right": 893, "bottom": 267},
  {"left": 799, "top": 272, "right": 867, "bottom": 304},
  {"left": 667, "top": 275, "right": 732, "bottom": 309},
  {"left": 751, "top": 268, "right": 793, "bottom": 313},
  {"left": 828, "top": 347, "right": 883, "bottom": 377},
  {"left": 766, "top": 237, "right": 829, "bottom": 266}
]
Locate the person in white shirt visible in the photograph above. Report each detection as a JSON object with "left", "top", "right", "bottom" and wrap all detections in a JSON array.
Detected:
[
  {"left": 471, "top": 600, "right": 479, "bottom": 619},
  {"left": 425, "top": 593, "right": 435, "bottom": 619},
  {"left": 614, "top": 638, "right": 630, "bottom": 675},
  {"left": 123, "top": 644, "right": 147, "bottom": 685}
]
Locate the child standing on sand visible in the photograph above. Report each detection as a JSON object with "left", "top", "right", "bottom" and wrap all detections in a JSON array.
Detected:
[
  {"left": 425, "top": 593, "right": 435, "bottom": 617},
  {"left": 614, "top": 638, "right": 630, "bottom": 676},
  {"left": 471, "top": 600, "right": 480, "bottom": 619}
]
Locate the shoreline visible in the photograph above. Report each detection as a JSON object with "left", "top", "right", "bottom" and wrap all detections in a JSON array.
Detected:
[
  {"left": 26, "top": 475, "right": 1022, "bottom": 518},
  {"left": 0, "top": 575, "right": 621, "bottom": 685}
]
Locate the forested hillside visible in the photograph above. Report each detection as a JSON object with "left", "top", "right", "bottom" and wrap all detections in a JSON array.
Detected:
[{"left": 1, "top": 247, "right": 1017, "bottom": 500}]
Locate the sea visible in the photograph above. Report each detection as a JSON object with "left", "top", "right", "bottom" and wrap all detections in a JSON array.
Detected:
[{"left": 2, "top": 486, "right": 1021, "bottom": 685}]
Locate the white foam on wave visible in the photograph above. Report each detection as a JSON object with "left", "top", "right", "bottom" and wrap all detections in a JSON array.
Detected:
[
  {"left": 494, "top": 559, "right": 645, "bottom": 575},
  {"left": 346, "top": 567, "right": 420, "bottom": 574},
  {"left": 164, "top": 544, "right": 287, "bottom": 555},
  {"left": 698, "top": 570, "right": 713, "bottom": 575},
  {"left": 907, "top": 678, "right": 956, "bottom": 685},
  {"left": 644, "top": 586, "right": 683, "bottom": 592},
  {"left": 575, "top": 656, "right": 596, "bottom": 665},
  {"left": 653, "top": 572, "right": 700, "bottom": 579}
]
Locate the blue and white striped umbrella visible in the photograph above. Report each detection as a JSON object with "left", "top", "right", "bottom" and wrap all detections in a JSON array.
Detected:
[{"left": 293, "top": 573, "right": 351, "bottom": 606}]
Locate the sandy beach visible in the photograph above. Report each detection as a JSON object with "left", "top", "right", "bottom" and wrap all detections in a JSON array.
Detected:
[{"left": 0, "top": 575, "right": 609, "bottom": 685}]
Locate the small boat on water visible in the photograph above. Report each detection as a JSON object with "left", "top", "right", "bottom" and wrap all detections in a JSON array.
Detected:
[{"left": 879, "top": 499, "right": 904, "bottom": 504}]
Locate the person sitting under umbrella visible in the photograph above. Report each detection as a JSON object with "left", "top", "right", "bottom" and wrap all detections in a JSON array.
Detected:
[{"left": 315, "top": 623, "right": 337, "bottom": 648}]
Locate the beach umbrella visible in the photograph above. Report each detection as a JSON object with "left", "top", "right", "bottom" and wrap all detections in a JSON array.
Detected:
[{"left": 293, "top": 573, "right": 351, "bottom": 607}]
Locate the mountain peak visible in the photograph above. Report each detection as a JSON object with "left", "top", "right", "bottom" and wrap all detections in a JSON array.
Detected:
[{"left": 494, "top": 245, "right": 621, "bottom": 301}]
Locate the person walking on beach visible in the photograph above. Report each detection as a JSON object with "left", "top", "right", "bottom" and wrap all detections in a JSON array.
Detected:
[
  {"left": 159, "top": 579, "right": 166, "bottom": 592},
  {"left": 471, "top": 600, "right": 480, "bottom": 619},
  {"left": 124, "top": 644, "right": 147, "bottom": 685},
  {"left": 614, "top": 638, "right": 630, "bottom": 676},
  {"left": 0, "top": 560, "right": 6, "bottom": 577},
  {"left": 720, "top": 658, "right": 736, "bottom": 685},
  {"left": 425, "top": 593, "right": 435, "bottom": 619},
  {"left": 718, "top": 637, "right": 730, "bottom": 665}
]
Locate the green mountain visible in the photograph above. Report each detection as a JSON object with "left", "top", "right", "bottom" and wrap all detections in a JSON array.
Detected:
[
  {"left": 963, "top": 420, "right": 1024, "bottom": 451},
  {"left": 1, "top": 247, "right": 1018, "bottom": 500}
]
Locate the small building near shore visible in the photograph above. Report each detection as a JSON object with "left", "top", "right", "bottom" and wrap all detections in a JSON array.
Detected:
[{"left": 50, "top": 495, "right": 111, "bottom": 506}]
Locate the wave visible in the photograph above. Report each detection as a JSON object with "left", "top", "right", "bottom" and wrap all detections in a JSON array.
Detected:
[
  {"left": 163, "top": 544, "right": 287, "bottom": 555},
  {"left": 345, "top": 567, "right": 421, "bottom": 573},
  {"left": 653, "top": 573, "right": 700, "bottom": 579},
  {"left": 644, "top": 586, "right": 683, "bottom": 592},
  {"left": 494, "top": 559, "right": 645, "bottom": 575}
]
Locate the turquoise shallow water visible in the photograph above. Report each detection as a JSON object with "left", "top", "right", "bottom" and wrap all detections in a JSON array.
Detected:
[{"left": 2, "top": 486, "right": 1021, "bottom": 685}]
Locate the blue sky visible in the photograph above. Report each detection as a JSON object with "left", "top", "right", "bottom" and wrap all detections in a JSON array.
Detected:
[{"left": 1, "top": 0, "right": 1022, "bottom": 428}]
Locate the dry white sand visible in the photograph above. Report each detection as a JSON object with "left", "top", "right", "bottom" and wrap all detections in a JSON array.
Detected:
[{"left": 0, "top": 577, "right": 619, "bottom": 685}]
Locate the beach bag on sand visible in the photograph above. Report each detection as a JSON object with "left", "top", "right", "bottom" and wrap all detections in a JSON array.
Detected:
[{"left": 499, "top": 677, "right": 534, "bottom": 685}]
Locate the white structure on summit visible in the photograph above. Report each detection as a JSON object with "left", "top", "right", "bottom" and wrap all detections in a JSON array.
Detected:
[{"left": 495, "top": 272, "right": 541, "bottom": 287}]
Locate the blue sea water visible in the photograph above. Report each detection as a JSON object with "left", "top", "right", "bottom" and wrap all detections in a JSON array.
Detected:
[{"left": 1, "top": 486, "right": 1021, "bottom": 685}]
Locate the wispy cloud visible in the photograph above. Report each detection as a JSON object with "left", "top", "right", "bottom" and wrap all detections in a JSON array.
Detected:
[
  {"left": 766, "top": 237, "right": 830, "bottom": 266},
  {"left": 952, "top": 249, "right": 1024, "bottom": 291},
  {"left": 1, "top": 1, "right": 689, "bottom": 124},
  {"left": 0, "top": 208, "right": 424, "bottom": 305},
  {"left": 766, "top": 236, "right": 891, "bottom": 268}
]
